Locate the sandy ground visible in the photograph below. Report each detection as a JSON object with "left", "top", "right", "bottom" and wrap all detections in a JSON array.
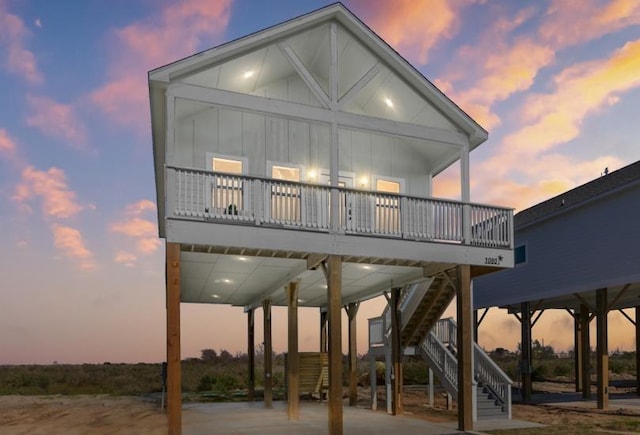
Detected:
[
  {"left": 1, "top": 382, "right": 639, "bottom": 434},
  {"left": 0, "top": 395, "right": 166, "bottom": 435}
]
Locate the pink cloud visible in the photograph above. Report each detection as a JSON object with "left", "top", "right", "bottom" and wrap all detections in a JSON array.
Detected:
[
  {"left": 0, "top": 128, "right": 17, "bottom": 157},
  {"left": 13, "top": 166, "right": 83, "bottom": 218},
  {"left": 137, "top": 238, "right": 162, "bottom": 254},
  {"left": 350, "top": 0, "right": 471, "bottom": 65},
  {"left": 110, "top": 199, "right": 161, "bottom": 261},
  {"left": 126, "top": 199, "right": 156, "bottom": 215},
  {"left": 540, "top": 0, "right": 640, "bottom": 49},
  {"left": 90, "top": 0, "right": 233, "bottom": 131},
  {"left": 51, "top": 223, "right": 95, "bottom": 270},
  {"left": 439, "top": 7, "right": 553, "bottom": 130},
  {"left": 25, "top": 95, "right": 88, "bottom": 148},
  {"left": 504, "top": 40, "right": 640, "bottom": 156},
  {"left": 474, "top": 154, "right": 624, "bottom": 211},
  {"left": 0, "top": 1, "right": 43, "bottom": 83},
  {"left": 115, "top": 251, "right": 137, "bottom": 267},
  {"left": 110, "top": 217, "right": 156, "bottom": 238}
]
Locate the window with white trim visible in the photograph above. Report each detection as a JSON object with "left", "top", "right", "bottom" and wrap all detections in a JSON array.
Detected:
[{"left": 206, "top": 153, "right": 246, "bottom": 216}]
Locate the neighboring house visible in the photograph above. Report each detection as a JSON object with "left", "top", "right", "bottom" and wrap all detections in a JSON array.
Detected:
[
  {"left": 149, "top": 4, "right": 514, "bottom": 434},
  {"left": 474, "top": 160, "right": 640, "bottom": 408}
]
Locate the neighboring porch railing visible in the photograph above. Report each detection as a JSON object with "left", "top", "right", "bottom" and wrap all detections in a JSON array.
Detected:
[{"left": 168, "top": 166, "right": 513, "bottom": 248}]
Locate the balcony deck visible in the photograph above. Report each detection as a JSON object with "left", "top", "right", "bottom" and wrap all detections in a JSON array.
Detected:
[
  {"left": 167, "top": 166, "right": 513, "bottom": 249},
  {"left": 164, "top": 167, "right": 514, "bottom": 308}
]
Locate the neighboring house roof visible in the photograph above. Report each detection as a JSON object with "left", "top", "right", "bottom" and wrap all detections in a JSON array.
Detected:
[{"left": 515, "top": 160, "right": 640, "bottom": 229}]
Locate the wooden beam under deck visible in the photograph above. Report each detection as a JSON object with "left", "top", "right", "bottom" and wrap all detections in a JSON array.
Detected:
[{"left": 166, "top": 242, "right": 182, "bottom": 435}]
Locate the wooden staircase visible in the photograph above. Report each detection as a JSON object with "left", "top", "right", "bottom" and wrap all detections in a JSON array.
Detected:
[{"left": 401, "top": 270, "right": 457, "bottom": 349}]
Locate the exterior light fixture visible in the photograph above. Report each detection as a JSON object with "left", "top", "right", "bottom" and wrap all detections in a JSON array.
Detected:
[
  {"left": 243, "top": 70, "right": 255, "bottom": 79},
  {"left": 384, "top": 97, "right": 394, "bottom": 108},
  {"left": 211, "top": 294, "right": 220, "bottom": 299}
]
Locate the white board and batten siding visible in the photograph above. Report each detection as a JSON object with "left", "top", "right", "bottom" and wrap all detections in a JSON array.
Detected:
[{"left": 172, "top": 103, "right": 433, "bottom": 196}]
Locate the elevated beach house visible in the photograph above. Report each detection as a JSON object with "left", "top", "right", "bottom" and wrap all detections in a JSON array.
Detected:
[{"left": 149, "top": 4, "right": 514, "bottom": 434}]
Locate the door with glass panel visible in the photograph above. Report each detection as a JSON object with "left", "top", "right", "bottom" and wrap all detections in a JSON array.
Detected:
[
  {"left": 269, "top": 165, "right": 302, "bottom": 225},
  {"left": 319, "top": 172, "right": 353, "bottom": 230}
]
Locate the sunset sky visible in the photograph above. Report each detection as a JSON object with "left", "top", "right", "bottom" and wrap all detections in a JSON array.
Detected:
[{"left": 1, "top": 0, "right": 639, "bottom": 365}]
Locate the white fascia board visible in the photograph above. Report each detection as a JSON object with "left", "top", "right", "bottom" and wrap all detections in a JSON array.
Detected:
[{"left": 149, "top": 80, "right": 168, "bottom": 237}]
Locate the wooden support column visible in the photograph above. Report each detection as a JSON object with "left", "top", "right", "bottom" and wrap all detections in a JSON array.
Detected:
[
  {"left": 388, "top": 288, "right": 403, "bottom": 415},
  {"left": 166, "top": 242, "right": 182, "bottom": 435},
  {"left": 286, "top": 281, "right": 300, "bottom": 420},
  {"left": 574, "top": 308, "right": 583, "bottom": 393},
  {"left": 596, "top": 288, "right": 609, "bottom": 410},
  {"left": 320, "top": 309, "right": 328, "bottom": 352},
  {"left": 346, "top": 302, "right": 360, "bottom": 406},
  {"left": 580, "top": 304, "right": 591, "bottom": 400},
  {"left": 520, "top": 302, "right": 532, "bottom": 403},
  {"left": 327, "top": 255, "right": 343, "bottom": 435},
  {"left": 248, "top": 309, "right": 255, "bottom": 402},
  {"left": 636, "top": 306, "right": 640, "bottom": 397},
  {"left": 456, "top": 265, "right": 473, "bottom": 432},
  {"left": 262, "top": 298, "right": 273, "bottom": 408}
]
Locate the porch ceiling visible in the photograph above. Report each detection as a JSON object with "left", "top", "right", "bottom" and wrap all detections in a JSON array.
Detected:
[{"left": 178, "top": 244, "right": 437, "bottom": 309}]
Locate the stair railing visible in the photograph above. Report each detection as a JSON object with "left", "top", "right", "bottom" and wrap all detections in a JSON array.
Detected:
[{"left": 432, "top": 318, "right": 512, "bottom": 417}]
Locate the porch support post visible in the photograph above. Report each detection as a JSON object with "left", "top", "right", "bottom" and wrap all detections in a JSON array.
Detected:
[
  {"left": 346, "top": 302, "right": 360, "bottom": 406},
  {"left": 580, "top": 304, "right": 591, "bottom": 399},
  {"left": 327, "top": 255, "right": 343, "bottom": 435},
  {"left": 320, "top": 308, "right": 328, "bottom": 352},
  {"left": 387, "top": 288, "right": 403, "bottom": 415},
  {"left": 262, "top": 298, "right": 273, "bottom": 408},
  {"left": 166, "top": 242, "right": 182, "bottom": 435},
  {"left": 520, "top": 302, "right": 533, "bottom": 403},
  {"left": 248, "top": 309, "right": 255, "bottom": 401},
  {"left": 456, "top": 265, "right": 473, "bottom": 432},
  {"left": 636, "top": 306, "right": 640, "bottom": 396},
  {"left": 428, "top": 368, "right": 434, "bottom": 407},
  {"left": 286, "top": 281, "right": 300, "bottom": 420},
  {"left": 369, "top": 350, "right": 377, "bottom": 410},
  {"left": 596, "top": 288, "right": 609, "bottom": 410},
  {"left": 574, "top": 308, "right": 583, "bottom": 393}
]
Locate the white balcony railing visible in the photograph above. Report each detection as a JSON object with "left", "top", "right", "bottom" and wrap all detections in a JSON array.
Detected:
[{"left": 168, "top": 166, "right": 513, "bottom": 248}]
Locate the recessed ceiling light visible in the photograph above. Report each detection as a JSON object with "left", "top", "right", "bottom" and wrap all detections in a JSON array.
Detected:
[
  {"left": 243, "top": 70, "right": 255, "bottom": 79},
  {"left": 362, "top": 265, "right": 372, "bottom": 270},
  {"left": 211, "top": 294, "right": 220, "bottom": 299},
  {"left": 297, "top": 298, "right": 305, "bottom": 303},
  {"left": 238, "top": 256, "right": 247, "bottom": 261},
  {"left": 384, "top": 97, "right": 394, "bottom": 108}
]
